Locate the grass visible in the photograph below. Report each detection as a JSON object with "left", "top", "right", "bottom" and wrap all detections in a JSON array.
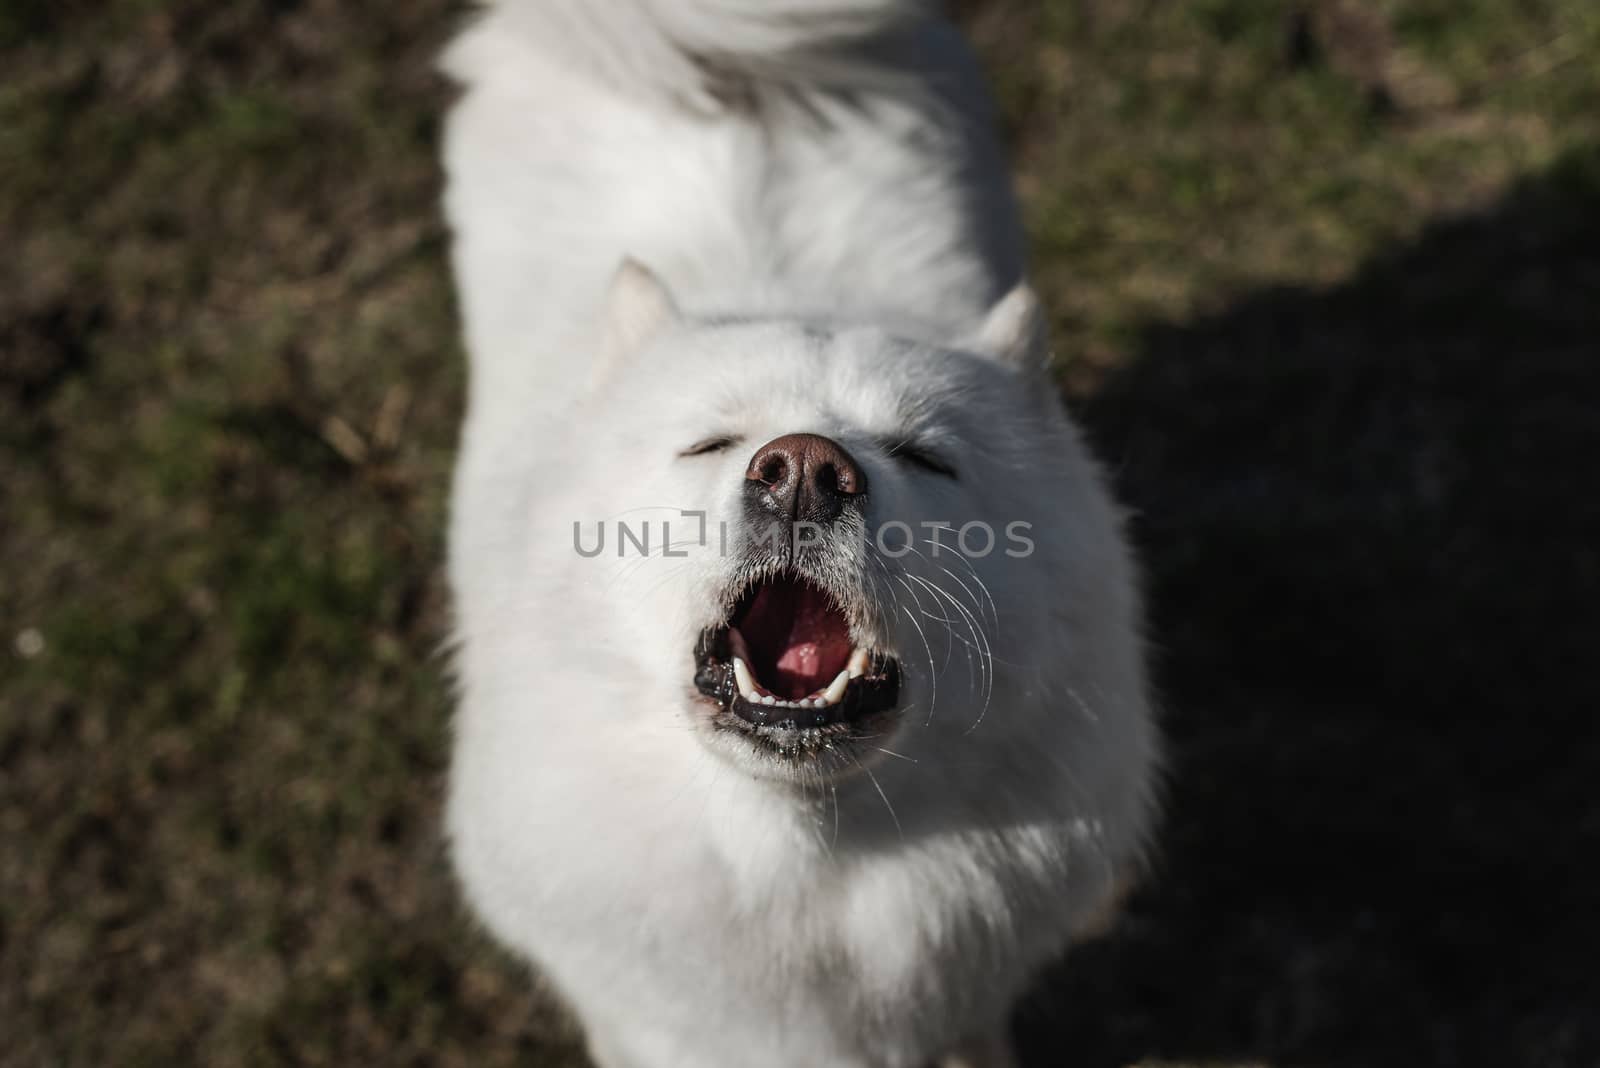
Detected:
[{"left": 2, "top": 1, "right": 1598, "bottom": 1065}]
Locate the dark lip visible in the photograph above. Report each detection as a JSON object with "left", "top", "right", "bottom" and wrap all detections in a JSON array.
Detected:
[{"left": 692, "top": 617, "right": 901, "bottom": 732}]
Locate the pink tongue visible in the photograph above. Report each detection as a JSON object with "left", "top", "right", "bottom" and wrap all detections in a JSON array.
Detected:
[
  {"left": 732, "top": 577, "right": 853, "bottom": 698},
  {"left": 776, "top": 643, "right": 825, "bottom": 684}
]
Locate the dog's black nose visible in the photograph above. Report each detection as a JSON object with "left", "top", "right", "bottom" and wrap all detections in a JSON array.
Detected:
[{"left": 745, "top": 433, "right": 867, "bottom": 525}]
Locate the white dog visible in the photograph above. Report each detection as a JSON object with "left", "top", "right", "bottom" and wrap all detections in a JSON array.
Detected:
[{"left": 440, "top": 3, "right": 1159, "bottom": 1065}]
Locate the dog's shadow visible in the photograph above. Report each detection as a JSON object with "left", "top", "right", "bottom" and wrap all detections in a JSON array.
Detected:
[{"left": 1015, "top": 147, "right": 1600, "bottom": 1068}]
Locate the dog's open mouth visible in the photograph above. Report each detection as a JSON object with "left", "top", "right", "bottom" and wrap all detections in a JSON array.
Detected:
[{"left": 694, "top": 571, "right": 900, "bottom": 729}]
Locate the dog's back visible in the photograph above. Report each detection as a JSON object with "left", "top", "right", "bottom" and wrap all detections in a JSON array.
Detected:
[{"left": 442, "top": 0, "right": 1021, "bottom": 435}]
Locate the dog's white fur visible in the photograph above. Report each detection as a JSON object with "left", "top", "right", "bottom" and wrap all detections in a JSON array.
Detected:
[{"left": 440, "top": 3, "right": 1159, "bottom": 1065}]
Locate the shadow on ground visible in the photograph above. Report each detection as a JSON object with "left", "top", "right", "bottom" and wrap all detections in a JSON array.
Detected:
[{"left": 1016, "top": 146, "right": 1600, "bottom": 1068}]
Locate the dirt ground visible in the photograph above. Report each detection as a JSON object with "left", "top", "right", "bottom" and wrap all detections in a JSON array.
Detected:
[{"left": 3, "top": 1, "right": 1598, "bottom": 1065}]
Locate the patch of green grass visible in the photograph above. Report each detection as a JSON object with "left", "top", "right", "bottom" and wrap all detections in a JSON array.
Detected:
[{"left": 967, "top": 0, "right": 1599, "bottom": 390}]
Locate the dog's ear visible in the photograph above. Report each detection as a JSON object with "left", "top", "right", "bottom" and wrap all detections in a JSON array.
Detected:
[
  {"left": 598, "top": 257, "right": 680, "bottom": 379},
  {"left": 970, "top": 282, "right": 1049, "bottom": 375}
]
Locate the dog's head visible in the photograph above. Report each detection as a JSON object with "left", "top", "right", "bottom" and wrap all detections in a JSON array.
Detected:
[{"left": 537, "top": 261, "right": 1143, "bottom": 784}]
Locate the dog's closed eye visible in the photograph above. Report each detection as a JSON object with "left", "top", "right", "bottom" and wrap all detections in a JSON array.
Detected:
[
  {"left": 883, "top": 439, "right": 957, "bottom": 479},
  {"left": 680, "top": 434, "right": 743, "bottom": 458}
]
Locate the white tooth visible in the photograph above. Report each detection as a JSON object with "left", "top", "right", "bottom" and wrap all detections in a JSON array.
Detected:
[
  {"left": 811, "top": 698, "right": 828, "bottom": 709},
  {"left": 761, "top": 695, "right": 776, "bottom": 706},
  {"left": 732, "top": 657, "right": 758, "bottom": 700},
  {"left": 822, "top": 670, "right": 850, "bottom": 705},
  {"left": 847, "top": 649, "right": 869, "bottom": 680}
]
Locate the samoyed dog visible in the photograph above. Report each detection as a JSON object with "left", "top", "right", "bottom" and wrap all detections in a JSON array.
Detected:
[{"left": 440, "top": 2, "right": 1159, "bottom": 1065}]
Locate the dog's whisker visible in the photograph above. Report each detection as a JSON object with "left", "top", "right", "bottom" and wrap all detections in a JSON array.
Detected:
[
  {"left": 891, "top": 575, "right": 942, "bottom": 725},
  {"left": 908, "top": 572, "right": 993, "bottom": 714},
  {"left": 932, "top": 554, "right": 998, "bottom": 631},
  {"left": 851, "top": 750, "right": 903, "bottom": 841}
]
